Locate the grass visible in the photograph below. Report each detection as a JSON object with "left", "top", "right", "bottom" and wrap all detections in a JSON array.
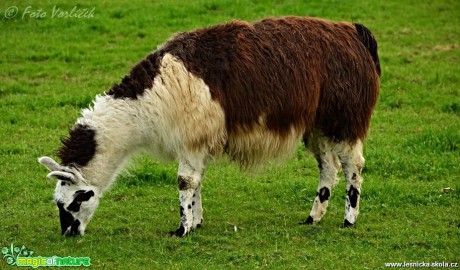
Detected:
[{"left": 1, "top": 0, "right": 459, "bottom": 269}]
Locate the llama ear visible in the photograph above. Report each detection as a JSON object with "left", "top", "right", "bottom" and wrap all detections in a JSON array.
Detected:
[
  {"left": 38, "top": 156, "right": 63, "bottom": 172},
  {"left": 47, "top": 171, "right": 76, "bottom": 183}
]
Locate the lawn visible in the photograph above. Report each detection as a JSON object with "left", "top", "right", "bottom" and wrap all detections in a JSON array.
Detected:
[{"left": 0, "top": 0, "right": 459, "bottom": 269}]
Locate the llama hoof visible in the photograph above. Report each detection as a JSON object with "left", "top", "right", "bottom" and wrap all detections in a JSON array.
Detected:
[
  {"left": 193, "top": 219, "right": 203, "bottom": 229},
  {"left": 169, "top": 225, "right": 187, "bottom": 237},
  {"left": 299, "top": 215, "right": 314, "bottom": 225},
  {"left": 343, "top": 219, "right": 354, "bottom": 228}
]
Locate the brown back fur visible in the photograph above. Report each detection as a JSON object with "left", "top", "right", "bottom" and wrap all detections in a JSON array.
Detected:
[{"left": 157, "top": 16, "right": 380, "bottom": 143}]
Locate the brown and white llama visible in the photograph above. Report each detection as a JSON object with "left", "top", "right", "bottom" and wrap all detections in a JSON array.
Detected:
[{"left": 38, "top": 16, "right": 380, "bottom": 237}]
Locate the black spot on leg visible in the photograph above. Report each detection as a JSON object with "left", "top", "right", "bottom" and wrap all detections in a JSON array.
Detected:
[
  {"left": 352, "top": 173, "right": 357, "bottom": 180},
  {"left": 196, "top": 219, "right": 204, "bottom": 229},
  {"left": 180, "top": 206, "right": 184, "bottom": 217},
  {"left": 178, "top": 176, "right": 191, "bottom": 190},
  {"left": 318, "top": 187, "right": 330, "bottom": 203},
  {"left": 192, "top": 201, "right": 195, "bottom": 206},
  {"left": 188, "top": 204, "right": 192, "bottom": 209},
  {"left": 347, "top": 186, "right": 360, "bottom": 208}
]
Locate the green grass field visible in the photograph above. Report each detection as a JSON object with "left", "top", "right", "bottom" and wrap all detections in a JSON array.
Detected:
[{"left": 1, "top": 0, "right": 459, "bottom": 269}]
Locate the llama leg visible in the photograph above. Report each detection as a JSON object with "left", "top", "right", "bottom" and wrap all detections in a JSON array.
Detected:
[
  {"left": 192, "top": 183, "right": 203, "bottom": 229},
  {"left": 302, "top": 134, "right": 341, "bottom": 224},
  {"left": 338, "top": 140, "right": 365, "bottom": 227},
  {"left": 171, "top": 157, "right": 205, "bottom": 237}
]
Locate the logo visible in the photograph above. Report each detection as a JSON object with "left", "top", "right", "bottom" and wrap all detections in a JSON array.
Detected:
[
  {"left": 2, "top": 243, "right": 34, "bottom": 266},
  {"left": 2, "top": 243, "right": 90, "bottom": 268}
]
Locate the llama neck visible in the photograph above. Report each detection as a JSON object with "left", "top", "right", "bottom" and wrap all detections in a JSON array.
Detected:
[{"left": 77, "top": 95, "right": 145, "bottom": 193}]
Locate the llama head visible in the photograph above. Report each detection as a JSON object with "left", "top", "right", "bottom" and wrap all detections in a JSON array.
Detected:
[{"left": 38, "top": 156, "right": 100, "bottom": 236}]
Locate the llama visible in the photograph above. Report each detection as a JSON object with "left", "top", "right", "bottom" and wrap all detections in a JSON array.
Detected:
[{"left": 38, "top": 16, "right": 380, "bottom": 237}]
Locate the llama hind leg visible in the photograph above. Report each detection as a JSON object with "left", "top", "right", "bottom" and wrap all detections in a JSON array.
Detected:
[
  {"left": 302, "top": 133, "right": 341, "bottom": 224},
  {"left": 337, "top": 140, "right": 365, "bottom": 227}
]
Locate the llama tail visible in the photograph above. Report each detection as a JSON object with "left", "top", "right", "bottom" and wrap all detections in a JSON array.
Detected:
[{"left": 354, "top": 23, "right": 381, "bottom": 76}]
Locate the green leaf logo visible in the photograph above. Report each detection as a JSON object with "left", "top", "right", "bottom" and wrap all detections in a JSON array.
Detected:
[{"left": 2, "top": 243, "right": 34, "bottom": 266}]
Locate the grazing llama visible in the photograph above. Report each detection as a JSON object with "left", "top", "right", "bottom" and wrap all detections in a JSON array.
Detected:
[{"left": 38, "top": 16, "right": 380, "bottom": 237}]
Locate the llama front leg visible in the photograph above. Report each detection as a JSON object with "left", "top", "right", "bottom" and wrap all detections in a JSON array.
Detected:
[
  {"left": 192, "top": 183, "right": 203, "bottom": 228},
  {"left": 170, "top": 158, "right": 205, "bottom": 237},
  {"left": 339, "top": 140, "right": 365, "bottom": 227}
]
